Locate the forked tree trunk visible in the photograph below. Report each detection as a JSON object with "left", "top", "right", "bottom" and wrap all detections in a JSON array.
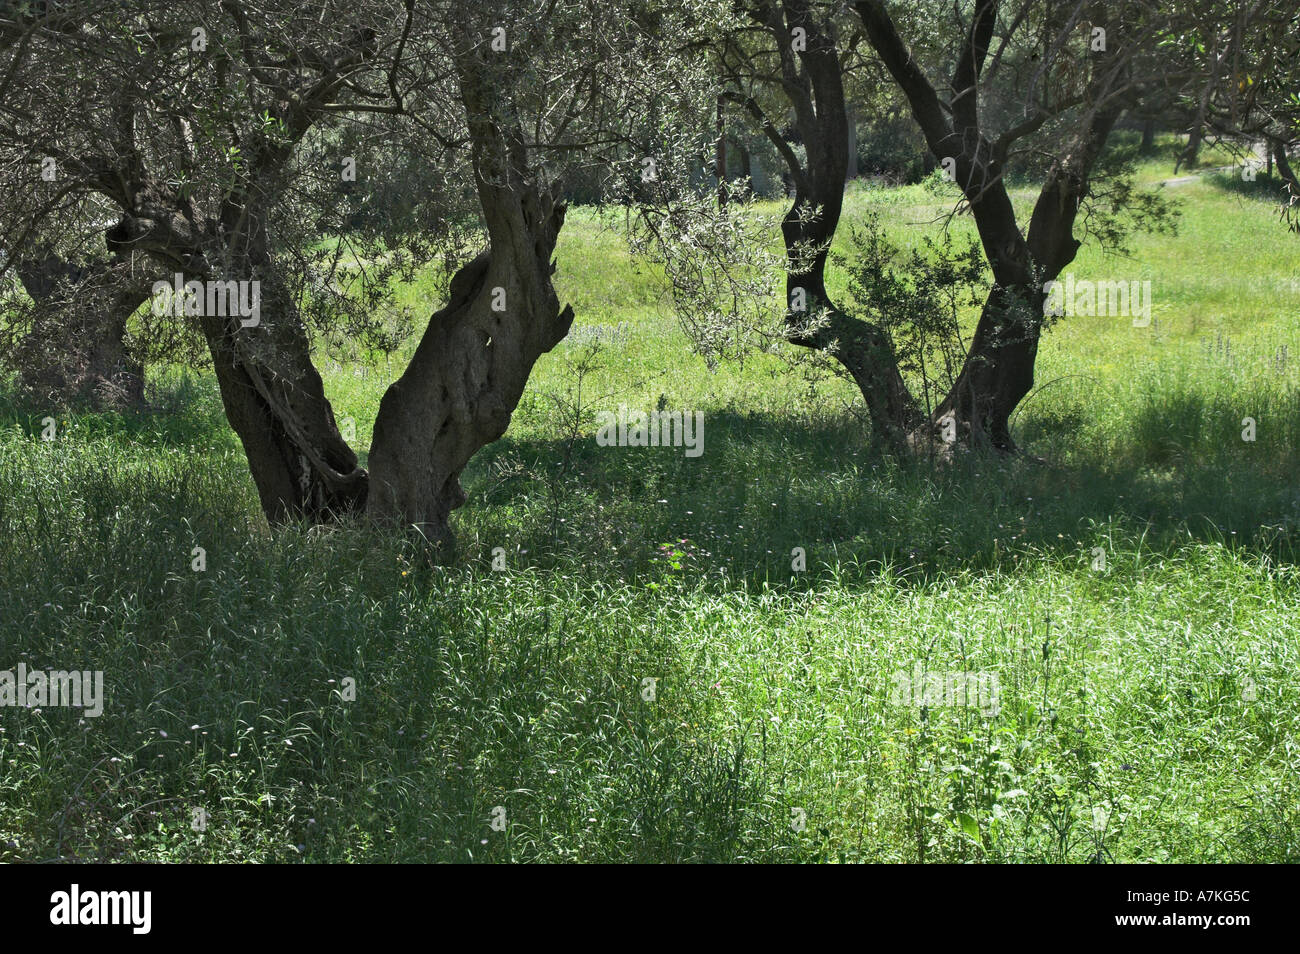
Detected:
[
  {"left": 99, "top": 59, "right": 569, "bottom": 539},
  {"left": 926, "top": 281, "right": 1042, "bottom": 450},
  {"left": 927, "top": 108, "right": 1122, "bottom": 451},
  {"left": 365, "top": 56, "right": 574, "bottom": 553},
  {"left": 857, "top": 0, "right": 1122, "bottom": 452}
]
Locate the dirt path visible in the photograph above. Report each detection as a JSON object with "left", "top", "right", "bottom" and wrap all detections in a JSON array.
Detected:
[{"left": 1160, "top": 165, "right": 1237, "bottom": 188}]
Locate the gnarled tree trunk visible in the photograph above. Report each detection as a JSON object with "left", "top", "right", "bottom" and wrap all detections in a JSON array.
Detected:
[
  {"left": 198, "top": 213, "right": 368, "bottom": 523},
  {"left": 110, "top": 187, "right": 369, "bottom": 523},
  {"left": 735, "top": 1, "right": 919, "bottom": 449},
  {"left": 366, "top": 55, "right": 574, "bottom": 552},
  {"left": 197, "top": 288, "right": 368, "bottom": 524}
]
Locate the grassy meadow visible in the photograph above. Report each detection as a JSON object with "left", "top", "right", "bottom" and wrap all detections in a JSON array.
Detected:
[{"left": 2, "top": 139, "right": 1298, "bottom": 862}]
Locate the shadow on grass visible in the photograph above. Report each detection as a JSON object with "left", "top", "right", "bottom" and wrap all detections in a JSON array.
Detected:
[
  {"left": 0, "top": 369, "right": 235, "bottom": 451},
  {"left": 2, "top": 373, "right": 1296, "bottom": 863},
  {"left": 3, "top": 370, "right": 1296, "bottom": 589},
  {"left": 461, "top": 392, "right": 1300, "bottom": 587},
  {"left": 1204, "top": 169, "right": 1298, "bottom": 207}
]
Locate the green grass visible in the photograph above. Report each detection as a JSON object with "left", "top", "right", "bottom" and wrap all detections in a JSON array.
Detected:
[{"left": 2, "top": 142, "right": 1299, "bottom": 862}]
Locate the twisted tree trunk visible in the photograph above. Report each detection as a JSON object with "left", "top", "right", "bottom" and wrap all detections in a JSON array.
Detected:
[
  {"left": 738, "top": 1, "right": 919, "bottom": 448},
  {"left": 366, "top": 55, "right": 574, "bottom": 552},
  {"left": 110, "top": 184, "right": 369, "bottom": 523},
  {"left": 197, "top": 275, "right": 368, "bottom": 524},
  {"left": 198, "top": 208, "right": 368, "bottom": 523}
]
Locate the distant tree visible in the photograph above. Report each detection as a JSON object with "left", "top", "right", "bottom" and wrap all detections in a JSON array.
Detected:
[
  {"left": 8, "top": 239, "right": 153, "bottom": 408},
  {"left": 1174, "top": 2, "right": 1300, "bottom": 226},
  {"left": 853, "top": 0, "right": 1210, "bottom": 451},
  {"left": 626, "top": 1, "right": 924, "bottom": 450}
]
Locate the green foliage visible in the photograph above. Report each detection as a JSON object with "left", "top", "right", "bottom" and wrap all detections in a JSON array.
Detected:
[{"left": 835, "top": 212, "right": 986, "bottom": 415}]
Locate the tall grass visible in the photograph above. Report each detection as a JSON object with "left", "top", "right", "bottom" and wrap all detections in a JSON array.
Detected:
[{"left": 1, "top": 153, "right": 1298, "bottom": 862}]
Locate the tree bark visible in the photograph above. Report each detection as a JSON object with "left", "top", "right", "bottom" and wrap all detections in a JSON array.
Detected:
[
  {"left": 738, "top": 1, "right": 920, "bottom": 448},
  {"left": 1179, "top": 122, "right": 1203, "bottom": 171},
  {"left": 197, "top": 279, "right": 368, "bottom": 524},
  {"left": 199, "top": 214, "right": 368, "bottom": 524},
  {"left": 1141, "top": 119, "right": 1155, "bottom": 153},
  {"left": 366, "top": 55, "right": 574, "bottom": 552}
]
